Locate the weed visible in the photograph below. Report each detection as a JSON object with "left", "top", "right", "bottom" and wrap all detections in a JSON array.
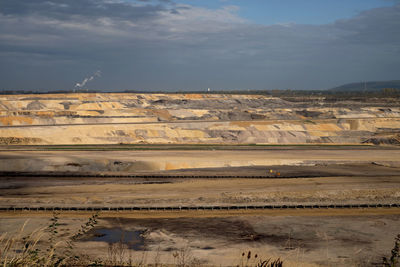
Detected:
[
  {"left": 2, "top": 216, "right": 286, "bottom": 267},
  {"left": 238, "top": 250, "right": 283, "bottom": 267},
  {"left": 0, "top": 212, "right": 99, "bottom": 266},
  {"left": 172, "top": 246, "right": 192, "bottom": 267},
  {"left": 107, "top": 241, "right": 128, "bottom": 266}
]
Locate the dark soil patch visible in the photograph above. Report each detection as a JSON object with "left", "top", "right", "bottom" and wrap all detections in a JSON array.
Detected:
[
  {"left": 104, "top": 217, "right": 258, "bottom": 242},
  {"left": 163, "top": 163, "right": 400, "bottom": 178},
  {"left": 102, "top": 217, "right": 315, "bottom": 250}
]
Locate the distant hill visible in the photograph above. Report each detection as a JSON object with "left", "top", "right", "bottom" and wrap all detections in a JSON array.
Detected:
[{"left": 329, "top": 80, "right": 400, "bottom": 92}]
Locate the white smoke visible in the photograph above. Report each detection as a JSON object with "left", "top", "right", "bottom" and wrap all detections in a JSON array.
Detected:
[{"left": 75, "top": 70, "right": 101, "bottom": 88}]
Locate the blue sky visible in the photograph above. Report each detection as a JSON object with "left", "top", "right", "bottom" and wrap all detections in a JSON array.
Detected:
[
  {"left": 0, "top": 0, "right": 399, "bottom": 91},
  {"left": 178, "top": 0, "right": 397, "bottom": 24}
]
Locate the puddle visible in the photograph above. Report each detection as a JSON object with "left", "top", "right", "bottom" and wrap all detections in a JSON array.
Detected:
[{"left": 89, "top": 228, "right": 145, "bottom": 250}]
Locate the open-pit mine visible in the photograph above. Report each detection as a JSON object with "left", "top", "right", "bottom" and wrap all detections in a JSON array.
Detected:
[{"left": 0, "top": 92, "right": 400, "bottom": 266}]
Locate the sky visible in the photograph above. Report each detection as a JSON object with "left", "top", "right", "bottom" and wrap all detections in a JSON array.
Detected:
[{"left": 0, "top": 0, "right": 399, "bottom": 91}]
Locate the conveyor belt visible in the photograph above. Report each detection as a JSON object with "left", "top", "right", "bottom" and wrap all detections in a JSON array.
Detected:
[{"left": 1, "top": 203, "right": 399, "bottom": 212}]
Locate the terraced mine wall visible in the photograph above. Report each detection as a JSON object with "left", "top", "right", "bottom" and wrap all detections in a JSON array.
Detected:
[
  {"left": 0, "top": 93, "right": 399, "bottom": 145},
  {"left": 1, "top": 118, "right": 400, "bottom": 145}
]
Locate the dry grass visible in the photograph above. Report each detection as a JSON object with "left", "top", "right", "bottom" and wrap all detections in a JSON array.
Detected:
[
  {"left": 3, "top": 213, "right": 395, "bottom": 267},
  {"left": 0, "top": 212, "right": 99, "bottom": 266},
  {"left": 0, "top": 219, "right": 58, "bottom": 266},
  {"left": 0, "top": 216, "right": 285, "bottom": 266}
]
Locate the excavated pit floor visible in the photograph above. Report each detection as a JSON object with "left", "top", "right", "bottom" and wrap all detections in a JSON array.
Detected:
[{"left": 1, "top": 93, "right": 400, "bottom": 266}]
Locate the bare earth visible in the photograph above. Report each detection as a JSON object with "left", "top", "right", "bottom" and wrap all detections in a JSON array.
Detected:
[
  {"left": 1, "top": 210, "right": 399, "bottom": 266},
  {"left": 0, "top": 147, "right": 400, "bottom": 266},
  {"left": 1, "top": 148, "right": 400, "bottom": 173},
  {"left": 0, "top": 148, "right": 400, "bottom": 208},
  {"left": 0, "top": 93, "right": 400, "bottom": 266}
]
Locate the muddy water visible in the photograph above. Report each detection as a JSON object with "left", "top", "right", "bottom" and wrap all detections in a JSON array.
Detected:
[{"left": 88, "top": 228, "right": 145, "bottom": 250}]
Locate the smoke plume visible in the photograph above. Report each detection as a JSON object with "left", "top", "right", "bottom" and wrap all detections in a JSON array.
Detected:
[{"left": 75, "top": 70, "right": 101, "bottom": 88}]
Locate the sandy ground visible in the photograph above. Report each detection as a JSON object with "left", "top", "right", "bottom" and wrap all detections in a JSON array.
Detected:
[
  {"left": 1, "top": 147, "right": 400, "bottom": 266},
  {"left": 1, "top": 148, "right": 400, "bottom": 173},
  {"left": 1, "top": 174, "right": 400, "bottom": 207},
  {"left": 1, "top": 154, "right": 399, "bottom": 207},
  {"left": 1, "top": 211, "right": 399, "bottom": 266}
]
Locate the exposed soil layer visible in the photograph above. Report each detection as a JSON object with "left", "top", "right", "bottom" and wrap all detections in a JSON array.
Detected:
[
  {"left": 1, "top": 149, "right": 400, "bottom": 174},
  {"left": 1, "top": 93, "right": 399, "bottom": 145},
  {"left": 0, "top": 165, "right": 399, "bottom": 208},
  {"left": 1, "top": 213, "right": 399, "bottom": 266},
  {"left": 0, "top": 93, "right": 399, "bottom": 266},
  {"left": 0, "top": 148, "right": 399, "bottom": 208},
  {"left": 165, "top": 163, "right": 400, "bottom": 177}
]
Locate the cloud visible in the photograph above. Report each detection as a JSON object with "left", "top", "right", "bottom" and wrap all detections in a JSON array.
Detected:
[
  {"left": 333, "top": 4, "right": 400, "bottom": 45},
  {"left": 0, "top": 0, "right": 399, "bottom": 90}
]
